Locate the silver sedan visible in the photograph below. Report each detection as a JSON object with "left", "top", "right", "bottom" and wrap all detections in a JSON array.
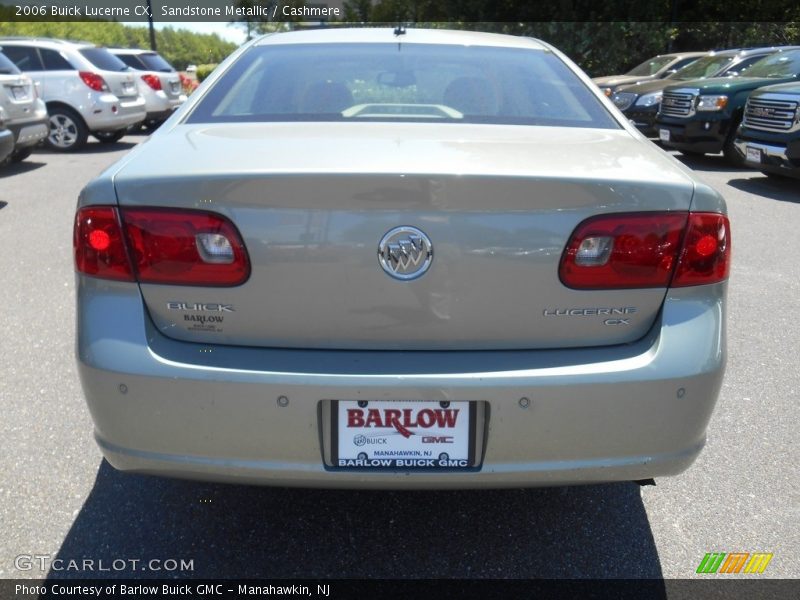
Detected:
[{"left": 74, "top": 28, "right": 730, "bottom": 488}]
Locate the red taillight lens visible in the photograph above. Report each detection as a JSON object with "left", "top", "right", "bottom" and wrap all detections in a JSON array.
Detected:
[
  {"left": 672, "top": 213, "right": 730, "bottom": 287},
  {"left": 121, "top": 208, "right": 250, "bottom": 286},
  {"left": 141, "top": 74, "right": 162, "bottom": 91},
  {"left": 560, "top": 213, "right": 687, "bottom": 289},
  {"left": 74, "top": 207, "right": 250, "bottom": 286},
  {"left": 560, "top": 212, "right": 730, "bottom": 289},
  {"left": 74, "top": 207, "right": 134, "bottom": 281},
  {"left": 78, "top": 71, "right": 109, "bottom": 92}
]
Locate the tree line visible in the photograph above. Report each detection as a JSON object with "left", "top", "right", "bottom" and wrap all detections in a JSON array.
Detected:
[{"left": 0, "top": 21, "right": 237, "bottom": 70}]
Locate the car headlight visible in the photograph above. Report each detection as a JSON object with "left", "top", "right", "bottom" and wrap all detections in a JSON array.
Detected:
[
  {"left": 696, "top": 95, "right": 728, "bottom": 111},
  {"left": 635, "top": 92, "right": 663, "bottom": 107}
]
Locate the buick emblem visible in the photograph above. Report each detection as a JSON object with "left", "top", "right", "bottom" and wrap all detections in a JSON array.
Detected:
[{"left": 378, "top": 226, "right": 433, "bottom": 280}]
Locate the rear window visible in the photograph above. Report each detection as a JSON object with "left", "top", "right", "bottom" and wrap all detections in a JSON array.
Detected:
[
  {"left": 117, "top": 54, "right": 146, "bottom": 70},
  {"left": 188, "top": 43, "right": 619, "bottom": 129},
  {"left": 0, "top": 51, "right": 21, "bottom": 75},
  {"left": 79, "top": 48, "right": 129, "bottom": 72},
  {"left": 1, "top": 46, "right": 42, "bottom": 71},
  {"left": 139, "top": 53, "right": 174, "bottom": 72},
  {"left": 626, "top": 55, "right": 674, "bottom": 76}
]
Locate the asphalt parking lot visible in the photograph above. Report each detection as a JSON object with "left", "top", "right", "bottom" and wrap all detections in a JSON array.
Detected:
[{"left": 0, "top": 134, "right": 797, "bottom": 581}]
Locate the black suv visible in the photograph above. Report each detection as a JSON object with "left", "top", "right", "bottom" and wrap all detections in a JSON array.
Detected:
[
  {"left": 656, "top": 47, "right": 800, "bottom": 165},
  {"left": 734, "top": 81, "right": 800, "bottom": 179}
]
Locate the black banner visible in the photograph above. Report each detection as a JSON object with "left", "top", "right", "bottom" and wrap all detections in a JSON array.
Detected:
[
  {"left": 1, "top": 0, "right": 799, "bottom": 23},
  {"left": 2, "top": 579, "right": 800, "bottom": 600}
]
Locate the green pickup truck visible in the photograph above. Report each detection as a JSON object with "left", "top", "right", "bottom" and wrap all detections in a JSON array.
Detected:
[
  {"left": 734, "top": 81, "right": 800, "bottom": 179},
  {"left": 656, "top": 48, "right": 800, "bottom": 165}
]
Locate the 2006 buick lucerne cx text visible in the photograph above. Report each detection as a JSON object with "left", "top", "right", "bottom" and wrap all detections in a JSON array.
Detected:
[{"left": 74, "top": 28, "right": 730, "bottom": 488}]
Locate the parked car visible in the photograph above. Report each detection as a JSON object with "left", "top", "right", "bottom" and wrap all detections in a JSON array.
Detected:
[
  {"left": 0, "top": 107, "right": 14, "bottom": 164},
  {"left": 0, "top": 47, "right": 48, "bottom": 164},
  {"left": 109, "top": 48, "right": 187, "bottom": 128},
  {"left": 75, "top": 28, "right": 729, "bottom": 488},
  {"left": 612, "top": 47, "right": 781, "bottom": 137},
  {"left": 656, "top": 47, "right": 800, "bottom": 165},
  {"left": 0, "top": 38, "right": 146, "bottom": 151},
  {"left": 593, "top": 51, "right": 706, "bottom": 97},
  {"left": 734, "top": 81, "right": 800, "bottom": 179}
]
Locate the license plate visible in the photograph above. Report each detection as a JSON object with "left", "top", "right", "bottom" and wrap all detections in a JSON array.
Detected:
[
  {"left": 333, "top": 400, "right": 474, "bottom": 469},
  {"left": 170, "top": 81, "right": 180, "bottom": 93},
  {"left": 746, "top": 146, "right": 761, "bottom": 164},
  {"left": 11, "top": 86, "right": 27, "bottom": 100},
  {"left": 659, "top": 128, "right": 670, "bottom": 142},
  {"left": 123, "top": 83, "right": 135, "bottom": 94}
]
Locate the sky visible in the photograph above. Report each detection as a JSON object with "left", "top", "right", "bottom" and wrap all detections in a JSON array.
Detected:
[{"left": 123, "top": 21, "right": 249, "bottom": 45}]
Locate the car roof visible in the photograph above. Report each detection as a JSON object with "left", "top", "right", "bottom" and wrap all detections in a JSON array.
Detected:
[
  {"left": 109, "top": 48, "right": 156, "bottom": 55},
  {"left": 0, "top": 37, "right": 95, "bottom": 50},
  {"left": 654, "top": 51, "right": 707, "bottom": 59},
  {"left": 253, "top": 27, "right": 549, "bottom": 50},
  {"left": 736, "top": 45, "right": 800, "bottom": 56}
]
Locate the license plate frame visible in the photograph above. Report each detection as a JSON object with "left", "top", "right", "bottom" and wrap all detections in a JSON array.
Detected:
[
  {"left": 329, "top": 400, "right": 479, "bottom": 470},
  {"left": 746, "top": 146, "right": 761, "bottom": 164}
]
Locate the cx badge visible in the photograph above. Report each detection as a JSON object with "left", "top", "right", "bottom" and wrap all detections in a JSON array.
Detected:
[{"left": 378, "top": 226, "right": 433, "bottom": 281}]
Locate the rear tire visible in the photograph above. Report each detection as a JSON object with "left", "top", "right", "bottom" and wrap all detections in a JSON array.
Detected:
[
  {"left": 93, "top": 130, "right": 126, "bottom": 144},
  {"left": 723, "top": 121, "right": 745, "bottom": 167},
  {"left": 762, "top": 171, "right": 791, "bottom": 180},
  {"left": 10, "top": 147, "right": 33, "bottom": 163},
  {"left": 47, "top": 106, "right": 88, "bottom": 152}
]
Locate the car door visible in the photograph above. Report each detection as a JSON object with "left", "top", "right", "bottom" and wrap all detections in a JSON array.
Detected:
[{"left": 37, "top": 47, "right": 78, "bottom": 100}]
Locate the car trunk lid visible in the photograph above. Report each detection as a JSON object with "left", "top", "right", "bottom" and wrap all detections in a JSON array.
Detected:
[{"left": 112, "top": 122, "right": 695, "bottom": 350}]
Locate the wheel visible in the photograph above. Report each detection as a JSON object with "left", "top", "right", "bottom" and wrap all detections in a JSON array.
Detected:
[
  {"left": 93, "top": 130, "right": 126, "bottom": 144},
  {"left": 47, "top": 106, "right": 88, "bottom": 152},
  {"left": 762, "top": 171, "right": 790, "bottom": 180},
  {"left": 10, "top": 147, "right": 33, "bottom": 163},
  {"left": 722, "top": 121, "right": 745, "bottom": 167}
]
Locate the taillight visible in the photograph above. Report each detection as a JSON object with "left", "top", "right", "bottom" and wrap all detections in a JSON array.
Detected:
[
  {"left": 560, "top": 213, "right": 687, "bottom": 289},
  {"left": 74, "top": 207, "right": 250, "bottom": 286},
  {"left": 560, "top": 212, "right": 730, "bottom": 289},
  {"left": 141, "top": 74, "right": 162, "bottom": 91},
  {"left": 74, "top": 207, "right": 134, "bottom": 281},
  {"left": 78, "top": 71, "right": 109, "bottom": 92},
  {"left": 672, "top": 212, "right": 730, "bottom": 287}
]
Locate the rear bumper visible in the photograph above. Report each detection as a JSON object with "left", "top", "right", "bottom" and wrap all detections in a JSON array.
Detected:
[
  {"left": 77, "top": 279, "right": 726, "bottom": 489},
  {"left": 7, "top": 115, "right": 48, "bottom": 149},
  {"left": 84, "top": 94, "right": 146, "bottom": 132},
  {"left": 142, "top": 89, "right": 186, "bottom": 121}
]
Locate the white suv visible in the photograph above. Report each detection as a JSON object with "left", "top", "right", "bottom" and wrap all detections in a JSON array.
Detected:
[
  {"left": 110, "top": 49, "right": 187, "bottom": 128},
  {"left": 0, "top": 47, "right": 48, "bottom": 164},
  {"left": 0, "top": 38, "right": 146, "bottom": 151}
]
